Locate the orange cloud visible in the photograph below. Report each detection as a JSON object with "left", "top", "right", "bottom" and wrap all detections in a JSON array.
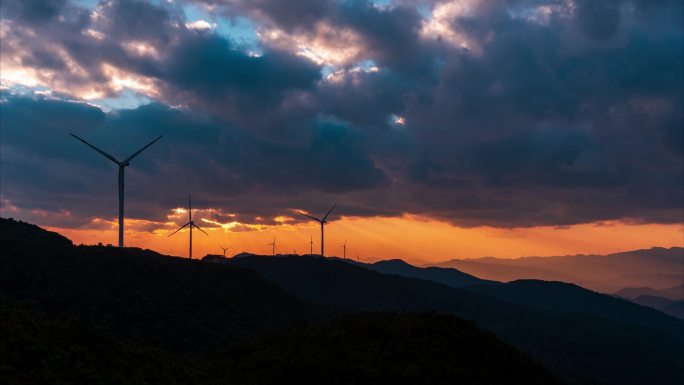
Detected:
[{"left": 46, "top": 215, "right": 684, "bottom": 264}]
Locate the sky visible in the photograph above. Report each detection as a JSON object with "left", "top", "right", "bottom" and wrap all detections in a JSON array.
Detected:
[{"left": 0, "top": 0, "right": 682, "bottom": 263}]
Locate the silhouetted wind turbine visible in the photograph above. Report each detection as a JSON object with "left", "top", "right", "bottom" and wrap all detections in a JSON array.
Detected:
[
  {"left": 309, "top": 234, "right": 314, "bottom": 256},
  {"left": 220, "top": 246, "right": 230, "bottom": 257},
  {"left": 301, "top": 204, "right": 336, "bottom": 257},
  {"left": 341, "top": 240, "right": 347, "bottom": 259},
  {"left": 267, "top": 237, "right": 277, "bottom": 256},
  {"left": 168, "top": 195, "right": 208, "bottom": 259},
  {"left": 70, "top": 133, "right": 162, "bottom": 248}
]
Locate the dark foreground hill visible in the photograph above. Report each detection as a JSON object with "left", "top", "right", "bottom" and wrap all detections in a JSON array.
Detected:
[
  {"left": 224, "top": 254, "right": 684, "bottom": 385},
  {"left": 0, "top": 218, "right": 328, "bottom": 351},
  {"left": 0, "top": 295, "right": 561, "bottom": 385},
  {"left": 2, "top": 218, "right": 681, "bottom": 385},
  {"left": 462, "top": 279, "right": 684, "bottom": 335}
]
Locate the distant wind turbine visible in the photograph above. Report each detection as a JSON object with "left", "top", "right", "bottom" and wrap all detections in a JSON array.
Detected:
[
  {"left": 220, "top": 246, "right": 230, "bottom": 257},
  {"left": 168, "top": 195, "right": 208, "bottom": 259},
  {"left": 341, "top": 240, "right": 347, "bottom": 259},
  {"left": 309, "top": 234, "right": 314, "bottom": 256},
  {"left": 301, "top": 204, "right": 336, "bottom": 257},
  {"left": 267, "top": 237, "right": 277, "bottom": 256},
  {"left": 70, "top": 133, "right": 162, "bottom": 248}
]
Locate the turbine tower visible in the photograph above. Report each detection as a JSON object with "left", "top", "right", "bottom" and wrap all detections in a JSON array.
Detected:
[
  {"left": 220, "top": 246, "right": 230, "bottom": 257},
  {"left": 341, "top": 240, "right": 347, "bottom": 259},
  {"left": 309, "top": 234, "right": 314, "bottom": 256},
  {"left": 301, "top": 204, "right": 336, "bottom": 257},
  {"left": 70, "top": 133, "right": 162, "bottom": 248},
  {"left": 168, "top": 195, "right": 208, "bottom": 259},
  {"left": 267, "top": 237, "right": 277, "bottom": 256}
]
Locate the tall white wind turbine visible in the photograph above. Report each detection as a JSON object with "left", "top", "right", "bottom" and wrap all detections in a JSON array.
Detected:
[
  {"left": 70, "top": 133, "right": 162, "bottom": 248},
  {"left": 168, "top": 195, "right": 208, "bottom": 259}
]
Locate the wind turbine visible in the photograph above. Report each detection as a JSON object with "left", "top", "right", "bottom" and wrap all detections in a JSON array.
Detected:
[
  {"left": 309, "top": 234, "right": 314, "bottom": 256},
  {"left": 341, "top": 240, "right": 347, "bottom": 259},
  {"left": 267, "top": 237, "right": 277, "bottom": 256},
  {"left": 300, "top": 204, "right": 336, "bottom": 257},
  {"left": 168, "top": 195, "right": 208, "bottom": 259},
  {"left": 70, "top": 133, "right": 162, "bottom": 248},
  {"left": 219, "top": 246, "right": 230, "bottom": 257}
]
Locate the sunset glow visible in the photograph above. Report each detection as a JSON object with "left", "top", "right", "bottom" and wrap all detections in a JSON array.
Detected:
[{"left": 47, "top": 215, "right": 683, "bottom": 264}]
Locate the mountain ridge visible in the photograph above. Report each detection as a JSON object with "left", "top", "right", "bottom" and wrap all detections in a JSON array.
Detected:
[{"left": 434, "top": 247, "right": 684, "bottom": 292}]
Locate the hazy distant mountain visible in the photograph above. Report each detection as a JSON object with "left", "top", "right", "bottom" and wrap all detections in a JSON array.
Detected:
[
  {"left": 631, "top": 295, "right": 675, "bottom": 309},
  {"left": 661, "top": 301, "right": 684, "bottom": 320},
  {"left": 225, "top": 254, "right": 684, "bottom": 385},
  {"left": 434, "top": 247, "right": 684, "bottom": 293},
  {"left": 367, "top": 259, "right": 495, "bottom": 287},
  {"left": 615, "top": 284, "right": 684, "bottom": 301}
]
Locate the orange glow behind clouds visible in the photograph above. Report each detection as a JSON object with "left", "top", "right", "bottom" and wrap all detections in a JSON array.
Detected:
[{"left": 47, "top": 215, "right": 684, "bottom": 264}]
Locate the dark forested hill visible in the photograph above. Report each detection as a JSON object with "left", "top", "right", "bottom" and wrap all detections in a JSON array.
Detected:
[
  {"left": 462, "top": 279, "right": 684, "bottom": 337},
  {"left": 0, "top": 295, "right": 562, "bottom": 385},
  {"left": 0, "top": 218, "right": 329, "bottom": 351},
  {"left": 2, "top": 218, "right": 682, "bottom": 385},
  {"left": 224, "top": 254, "right": 684, "bottom": 385}
]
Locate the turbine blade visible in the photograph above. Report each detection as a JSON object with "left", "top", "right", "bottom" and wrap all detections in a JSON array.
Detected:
[
  {"left": 301, "top": 213, "right": 322, "bottom": 222},
  {"left": 192, "top": 223, "right": 209, "bottom": 236},
  {"left": 70, "top": 133, "right": 120, "bottom": 165},
  {"left": 123, "top": 135, "right": 162, "bottom": 163},
  {"left": 322, "top": 203, "right": 336, "bottom": 221},
  {"left": 168, "top": 222, "right": 190, "bottom": 237}
]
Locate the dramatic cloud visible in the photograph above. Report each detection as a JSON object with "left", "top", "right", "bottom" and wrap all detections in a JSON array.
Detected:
[{"left": 1, "top": 0, "right": 682, "bottom": 231}]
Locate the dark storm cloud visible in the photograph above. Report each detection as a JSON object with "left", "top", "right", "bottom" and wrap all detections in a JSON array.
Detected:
[
  {"left": 0, "top": 95, "right": 387, "bottom": 228},
  {"left": 0, "top": 0, "right": 69, "bottom": 23},
  {"left": 158, "top": 32, "right": 320, "bottom": 110},
  {"left": 0, "top": 0, "right": 682, "bottom": 229}
]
